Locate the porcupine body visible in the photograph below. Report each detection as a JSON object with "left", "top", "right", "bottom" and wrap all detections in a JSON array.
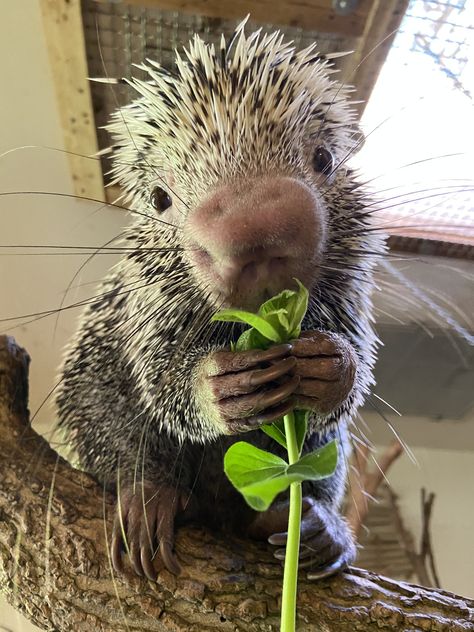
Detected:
[{"left": 56, "top": 22, "right": 385, "bottom": 576}]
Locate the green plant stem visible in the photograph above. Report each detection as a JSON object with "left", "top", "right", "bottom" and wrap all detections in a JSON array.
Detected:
[{"left": 281, "top": 412, "right": 302, "bottom": 632}]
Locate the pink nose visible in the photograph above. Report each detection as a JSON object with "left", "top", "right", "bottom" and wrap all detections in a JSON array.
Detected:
[{"left": 185, "top": 176, "right": 325, "bottom": 304}]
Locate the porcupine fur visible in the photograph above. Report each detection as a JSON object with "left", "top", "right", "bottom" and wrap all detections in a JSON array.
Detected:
[{"left": 55, "top": 22, "right": 385, "bottom": 535}]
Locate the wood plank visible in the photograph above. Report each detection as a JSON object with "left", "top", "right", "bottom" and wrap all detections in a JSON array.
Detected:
[
  {"left": 121, "top": 0, "right": 374, "bottom": 36},
  {"left": 346, "top": 0, "right": 410, "bottom": 116},
  {"left": 39, "top": 0, "right": 104, "bottom": 200}
]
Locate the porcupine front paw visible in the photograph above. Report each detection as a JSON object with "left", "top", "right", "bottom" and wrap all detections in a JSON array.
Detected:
[
  {"left": 203, "top": 344, "right": 299, "bottom": 434},
  {"left": 290, "top": 330, "right": 357, "bottom": 415},
  {"left": 110, "top": 481, "right": 189, "bottom": 580},
  {"left": 248, "top": 496, "right": 356, "bottom": 580}
]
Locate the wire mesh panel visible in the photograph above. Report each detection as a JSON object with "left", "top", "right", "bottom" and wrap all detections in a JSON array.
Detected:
[
  {"left": 355, "top": 0, "right": 474, "bottom": 252},
  {"left": 397, "top": 0, "right": 472, "bottom": 99},
  {"left": 81, "top": 0, "right": 359, "bottom": 180}
]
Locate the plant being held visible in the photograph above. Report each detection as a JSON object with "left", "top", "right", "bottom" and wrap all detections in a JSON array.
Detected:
[{"left": 212, "top": 281, "right": 339, "bottom": 632}]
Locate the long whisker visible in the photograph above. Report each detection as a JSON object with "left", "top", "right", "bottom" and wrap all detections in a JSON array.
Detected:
[
  {"left": 0, "top": 190, "right": 181, "bottom": 229},
  {"left": 0, "top": 143, "right": 143, "bottom": 170},
  {"left": 0, "top": 276, "right": 162, "bottom": 329}
]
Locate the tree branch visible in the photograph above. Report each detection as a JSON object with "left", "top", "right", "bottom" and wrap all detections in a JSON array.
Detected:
[{"left": 0, "top": 335, "right": 473, "bottom": 631}]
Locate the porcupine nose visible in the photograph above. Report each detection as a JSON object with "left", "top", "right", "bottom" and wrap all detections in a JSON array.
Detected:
[{"left": 187, "top": 176, "right": 325, "bottom": 308}]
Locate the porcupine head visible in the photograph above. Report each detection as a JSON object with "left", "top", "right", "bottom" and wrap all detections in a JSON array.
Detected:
[{"left": 103, "top": 18, "right": 382, "bottom": 447}]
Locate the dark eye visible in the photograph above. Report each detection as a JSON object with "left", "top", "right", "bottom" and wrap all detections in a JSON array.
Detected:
[
  {"left": 150, "top": 186, "right": 172, "bottom": 213},
  {"left": 312, "top": 146, "right": 333, "bottom": 175}
]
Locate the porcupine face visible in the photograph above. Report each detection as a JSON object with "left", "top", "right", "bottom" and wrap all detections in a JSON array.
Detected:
[{"left": 107, "top": 22, "right": 364, "bottom": 311}]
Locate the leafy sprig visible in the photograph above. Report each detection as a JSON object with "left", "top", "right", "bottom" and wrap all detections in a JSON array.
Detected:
[{"left": 212, "top": 280, "right": 338, "bottom": 632}]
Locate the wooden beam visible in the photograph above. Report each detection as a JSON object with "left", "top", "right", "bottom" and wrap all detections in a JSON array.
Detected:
[
  {"left": 122, "top": 0, "right": 375, "bottom": 37},
  {"left": 39, "top": 0, "right": 104, "bottom": 200},
  {"left": 345, "top": 0, "right": 410, "bottom": 117}
]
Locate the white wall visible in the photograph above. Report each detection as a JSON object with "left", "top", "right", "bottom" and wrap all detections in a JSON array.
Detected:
[
  {"left": 0, "top": 2, "right": 125, "bottom": 630},
  {"left": 0, "top": 2, "right": 472, "bottom": 631},
  {"left": 0, "top": 0, "right": 127, "bottom": 436}
]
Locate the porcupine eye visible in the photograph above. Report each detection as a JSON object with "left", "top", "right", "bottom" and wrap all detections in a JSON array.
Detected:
[
  {"left": 312, "top": 146, "right": 333, "bottom": 175},
  {"left": 150, "top": 186, "right": 172, "bottom": 213}
]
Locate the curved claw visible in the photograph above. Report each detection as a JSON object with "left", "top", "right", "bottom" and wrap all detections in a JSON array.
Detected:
[
  {"left": 267, "top": 497, "right": 355, "bottom": 580},
  {"left": 306, "top": 555, "right": 349, "bottom": 580},
  {"left": 110, "top": 483, "right": 184, "bottom": 580},
  {"left": 159, "top": 539, "right": 182, "bottom": 576},
  {"left": 111, "top": 531, "right": 124, "bottom": 574}
]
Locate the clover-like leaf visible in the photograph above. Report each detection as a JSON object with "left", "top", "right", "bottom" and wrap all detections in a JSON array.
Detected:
[
  {"left": 261, "top": 421, "right": 287, "bottom": 449},
  {"left": 224, "top": 442, "right": 289, "bottom": 511},
  {"left": 286, "top": 279, "right": 309, "bottom": 339},
  {"left": 293, "top": 410, "right": 309, "bottom": 455},
  {"left": 234, "top": 327, "right": 269, "bottom": 352},
  {"left": 224, "top": 440, "right": 337, "bottom": 512},
  {"left": 287, "top": 440, "right": 338, "bottom": 481}
]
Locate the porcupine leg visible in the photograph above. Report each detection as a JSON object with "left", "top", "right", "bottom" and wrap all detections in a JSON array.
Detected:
[
  {"left": 214, "top": 330, "right": 358, "bottom": 578},
  {"left": 110, "top": 479, "right": 197, "bottom": 579}
]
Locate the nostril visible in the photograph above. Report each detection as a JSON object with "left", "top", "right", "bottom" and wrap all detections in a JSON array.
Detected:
[
  {"left": 272, "top": 256, "right": 290, "bottom": 268},
  {"left": 241, "top": 260, "right": 257, "bottom": 278}
]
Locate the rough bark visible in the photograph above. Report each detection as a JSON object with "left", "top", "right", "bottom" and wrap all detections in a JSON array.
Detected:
[{"left": 0, "top": 335, "right": 472, "bottom": 632}]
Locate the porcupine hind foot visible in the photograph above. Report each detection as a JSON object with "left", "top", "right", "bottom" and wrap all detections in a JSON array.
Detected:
[
  {"left": 110, "top": 481, "right": 192, "bottom": 579},
  {"left": 248, "top": 497, "right": 356, "bottom": 579}
]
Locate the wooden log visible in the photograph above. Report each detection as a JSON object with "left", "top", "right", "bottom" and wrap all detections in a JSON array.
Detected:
[{"left": 0, "top": 335, "right": 473, "bottom": 631}]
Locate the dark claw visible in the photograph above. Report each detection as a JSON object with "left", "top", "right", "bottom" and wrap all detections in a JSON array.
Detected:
[
  {"left": 130, "top": 541, "right": 144, "bottom": 576},
  {"left": 110, "top": 483, "right": 184, "bottom": 580},
  {"left": 258, "top": 375, "right": 299, "bottom": 409},
  {"left": 219, "top": 374, "right": 299, "bottom": 425},
  {"left": 306, "top": 555, "right": 348, "bottom": 580},
  {"left": 268, "top": 498, "right": 355, "bottom": 578},
  {"left": 268, "top": 532, "right": 287, "bottom": 546},
  {"left": 248, "top": 356, "right": 297, "bottom": 387},
  {"left": 160, "top": 540, "right": 181, "bottom": 576},
  {"left": 274, "top": 548, "right": 285, "bottom": 560},
  {"left": 212, "top": 344, "right": 292, "bottom": 376},
  {"left": 210, "top": 356, "right": 296, "bottom": 400},
  {"left": 225, "top": 391, "right": 298, "bottom": 434},
  {"left": 111, "top": 533, "right": 123, "bottom": 574},
  {"left": 141, "top": 545, "right": 157, "bottom": 581},
  {"left": 246, "top": 400, "right": 295, "bottom": 426}
]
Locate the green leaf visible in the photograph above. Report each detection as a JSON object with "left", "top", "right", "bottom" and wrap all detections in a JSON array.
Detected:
[
  {"left": 224, "top": 442, "right": 289, "bottom": 510},
  {"left": 258, "top": 290, "right": 294, "bottom": 318},
  {"left": 293, "top": 410, "right": 309, "bottom": 455},
  {"left": 261, "top": 411, "right": 309, "bottom": 454},
  {"left": 235, "top": 327, "right": 269, "bottom": 352},
  {"left": 287, "top": 440, "right": 338, "bottom": 481},
  {"left": 224, "top": 440, "right": 338, "bottom": 512},
  {"left": 285, "top": 279, "right": 309, "bottom": 339},
  {"left": 261, "top": 421, "right": 287, "bottom": 449},
  {"left": 211, "top": 309, "right": 281, "bottom": 342},
  {"left": 260, "top": 309, "right": 290, "bottom": 341},
  {"left": 238, "top": 476, "right": 296, "bottom": 511}
]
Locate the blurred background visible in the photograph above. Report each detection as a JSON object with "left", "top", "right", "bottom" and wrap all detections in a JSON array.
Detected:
[{"left": 0, "top": 1, "right": 472, "bottom": 630}]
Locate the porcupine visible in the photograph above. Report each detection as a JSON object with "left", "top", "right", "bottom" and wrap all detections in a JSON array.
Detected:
[{"left": 55, "top": 21, "right": 384, "bottom": 581}]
